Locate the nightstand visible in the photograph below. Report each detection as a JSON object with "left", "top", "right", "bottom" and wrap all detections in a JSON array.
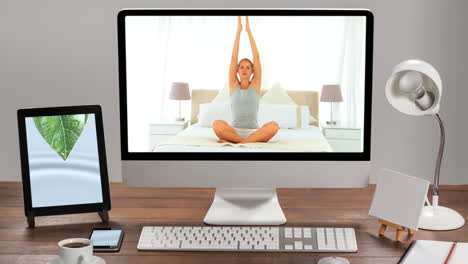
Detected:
[
  {"left": 149, "top": 120, "right": 189, "bottom": 151},
  {"left": 321, "top": 123, "right": 362, "bottom": 152}
]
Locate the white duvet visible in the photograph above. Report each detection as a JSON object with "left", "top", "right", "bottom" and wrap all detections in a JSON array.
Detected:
[{"left": 154, "top": 124, "right": 329, "bottom": 152}]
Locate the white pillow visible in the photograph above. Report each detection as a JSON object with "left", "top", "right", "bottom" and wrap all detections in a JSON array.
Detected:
[
  {"left": 260, "top": 82, "right": 296, "bottom": 105},
  {"left": 309, "top": 114, "right": 317, "bottom": 124},
  {"left": 258, "top": 104, "right": 312, "bottom": 129},
  {"left": 211, "top": 84, "right": 230, "bottom": 103},
  {"left": 300, "top": 107, "right": 315, "bottom": 128},
  {"left": 198, "top": 103, "right": 232, "bottom": 127}
]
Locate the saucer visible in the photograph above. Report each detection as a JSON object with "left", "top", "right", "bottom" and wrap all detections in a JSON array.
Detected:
[{"left": 47, "top": 255, "right": 106, "bottom": 264}]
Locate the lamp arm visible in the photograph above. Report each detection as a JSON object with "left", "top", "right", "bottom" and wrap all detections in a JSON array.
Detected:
[{"left": 433, "top": 113, "right": 445, "bottom": 196}]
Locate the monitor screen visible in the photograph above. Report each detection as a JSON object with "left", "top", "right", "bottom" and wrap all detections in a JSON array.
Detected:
[
  {"left": 119, "top": 10, "right": 372, "bottom": 160},
  {"left": 25, "top": 114, "right": 103, "bottom": 208}
]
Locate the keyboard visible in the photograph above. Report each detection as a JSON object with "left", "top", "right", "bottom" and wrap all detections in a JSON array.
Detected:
[{"left": 138, "top": 226, "right": 358, "bottom": 252}]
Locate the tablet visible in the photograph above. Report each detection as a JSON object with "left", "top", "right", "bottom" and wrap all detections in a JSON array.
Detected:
[{"left": 17, "top": 105, "right": 111, "bottom": 227}]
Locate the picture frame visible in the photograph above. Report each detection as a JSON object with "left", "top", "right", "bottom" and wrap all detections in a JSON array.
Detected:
[{"left": 17, "top": 105, "right": 111, "bottom": 227}]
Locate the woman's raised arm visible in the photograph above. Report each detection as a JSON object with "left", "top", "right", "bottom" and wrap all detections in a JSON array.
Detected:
[
  {"left": 246, "top": 16, "right": 262, "bottom": 92},
  {"left": 229, "top": 17, "right": 242, "bottom": 92}
]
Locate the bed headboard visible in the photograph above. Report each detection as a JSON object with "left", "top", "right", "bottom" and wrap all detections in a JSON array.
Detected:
[{"left": 191, "top": 89, "right": 320, "bottom": 126}]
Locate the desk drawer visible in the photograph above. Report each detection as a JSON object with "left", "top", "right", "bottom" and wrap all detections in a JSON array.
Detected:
[{"left": 324, "top": 129, "right": 361, "bottom": 139}]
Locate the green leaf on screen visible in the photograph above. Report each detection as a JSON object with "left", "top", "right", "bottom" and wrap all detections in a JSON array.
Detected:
[{"left": 33, "top": 114, "right": 89, "bottom": 160}]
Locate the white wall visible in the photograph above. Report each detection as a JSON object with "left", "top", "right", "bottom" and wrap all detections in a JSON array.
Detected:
[{"left": 1, "top": 0, "right": 467, "bottom": 184}]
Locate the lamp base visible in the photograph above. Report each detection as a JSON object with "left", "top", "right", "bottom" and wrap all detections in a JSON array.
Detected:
[
  {"left": 326, "top": 121, "right": 337, "bottom": 125},
  {"left": 418, "top": 205, "right": 465, "bottom": 230}
]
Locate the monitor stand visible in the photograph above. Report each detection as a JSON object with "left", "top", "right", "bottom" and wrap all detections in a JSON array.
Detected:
[{"left": 203, "top": 188, "right": 287, "bottom": 225}]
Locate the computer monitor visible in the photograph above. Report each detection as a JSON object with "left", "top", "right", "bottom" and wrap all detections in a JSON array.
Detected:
[{"left": 118, "top": 9, "right": 373, "bottom": 225}]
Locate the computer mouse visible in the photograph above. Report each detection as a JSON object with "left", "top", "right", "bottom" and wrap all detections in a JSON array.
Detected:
[{"left": 317, "top": 257, "right": 350, "bottom": 264}]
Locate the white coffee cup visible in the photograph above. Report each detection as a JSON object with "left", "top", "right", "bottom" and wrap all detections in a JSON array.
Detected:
[{"left": 58, "top": 238, "right": 93, "bottom": 264}]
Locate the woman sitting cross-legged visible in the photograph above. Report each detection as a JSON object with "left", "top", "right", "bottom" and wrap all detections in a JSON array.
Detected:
[{"left": 212, "top": 16, "right": 279, "bottom": 144}]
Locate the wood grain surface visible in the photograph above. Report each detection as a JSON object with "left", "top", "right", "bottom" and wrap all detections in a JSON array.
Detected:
[{"left": 0, "top": 182, "right": 466, "bottom": 264}]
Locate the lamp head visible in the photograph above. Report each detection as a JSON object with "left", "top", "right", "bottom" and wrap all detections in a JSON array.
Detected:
[
  {"left": 399, "top": 71, "right": 424, "bottom": 94},
  {"left": 385, "top": 60, "right": 442, "bottom": 116}
]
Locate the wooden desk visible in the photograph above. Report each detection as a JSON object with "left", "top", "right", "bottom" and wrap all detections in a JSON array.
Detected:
[{"left": 1, "top": 182, "right": 467, "bottom": 264}]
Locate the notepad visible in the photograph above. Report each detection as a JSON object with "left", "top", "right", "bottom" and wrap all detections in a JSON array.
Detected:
[{"left": 399, "top": 240, "right": 468, "bottom": 264}]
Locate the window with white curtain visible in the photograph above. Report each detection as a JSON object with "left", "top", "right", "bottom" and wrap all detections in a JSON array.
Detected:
[{"left": 125, "top": 16, "right": 366, "bottom": 151}]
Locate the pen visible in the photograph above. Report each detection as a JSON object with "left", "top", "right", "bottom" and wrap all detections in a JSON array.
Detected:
[{"left": 443, "top": 241, "right": 457, "bottom": 264}]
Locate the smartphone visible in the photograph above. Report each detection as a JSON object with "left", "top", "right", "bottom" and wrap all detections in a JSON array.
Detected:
[{"left": 89, "top": 228, "right": 124, "bottom": 252}]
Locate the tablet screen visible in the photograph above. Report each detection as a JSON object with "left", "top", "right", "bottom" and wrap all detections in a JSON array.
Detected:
[{"left": 25, "top": 114, "right": 103, "bottom": 208}]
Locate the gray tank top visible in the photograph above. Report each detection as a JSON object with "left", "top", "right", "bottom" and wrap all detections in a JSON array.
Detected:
[{"left": 230, "top": 85, "right": 260, "bottom": 129}]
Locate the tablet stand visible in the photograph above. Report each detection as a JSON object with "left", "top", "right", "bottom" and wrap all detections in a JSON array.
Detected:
[
  {"left": 27, "top": 211, "right": 35, "bottom": 228},
  {"left": 99, "top": 208, "right": 109, "bottom": 222},
  {"left": 27, "top": 208, "right": 109, "bottom": 228}
]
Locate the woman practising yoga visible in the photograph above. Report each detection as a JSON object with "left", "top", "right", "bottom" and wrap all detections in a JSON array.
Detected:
[{"left": 213, "top": 16, "right": 279, "bottom": 143}]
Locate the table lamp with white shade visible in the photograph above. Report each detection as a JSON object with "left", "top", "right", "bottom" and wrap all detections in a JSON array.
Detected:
[
  {"left": 169, "top": 82, "right": 191, "bottom": 121},
  {"left": 385, "top": 59, "right": 464, "bottom": 230},
  {"left": 320, "top": 84, "right": 343, "bottom": 125}
]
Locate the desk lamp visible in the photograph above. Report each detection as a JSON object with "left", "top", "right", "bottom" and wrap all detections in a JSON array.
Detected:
[
  {"left": 169, "top": 82, "right": 191, "bottom": 121},
  {"left": 385, "top": 59, "right": 464, "bottom": 230}
]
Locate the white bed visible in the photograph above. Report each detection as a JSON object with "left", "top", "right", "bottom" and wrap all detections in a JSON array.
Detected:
[
  {"left": 153, "top": 89, "right": 331, "bottom": 152},
  {"left": 154, "top": 124, "right": 330, "bottom": 152}
]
